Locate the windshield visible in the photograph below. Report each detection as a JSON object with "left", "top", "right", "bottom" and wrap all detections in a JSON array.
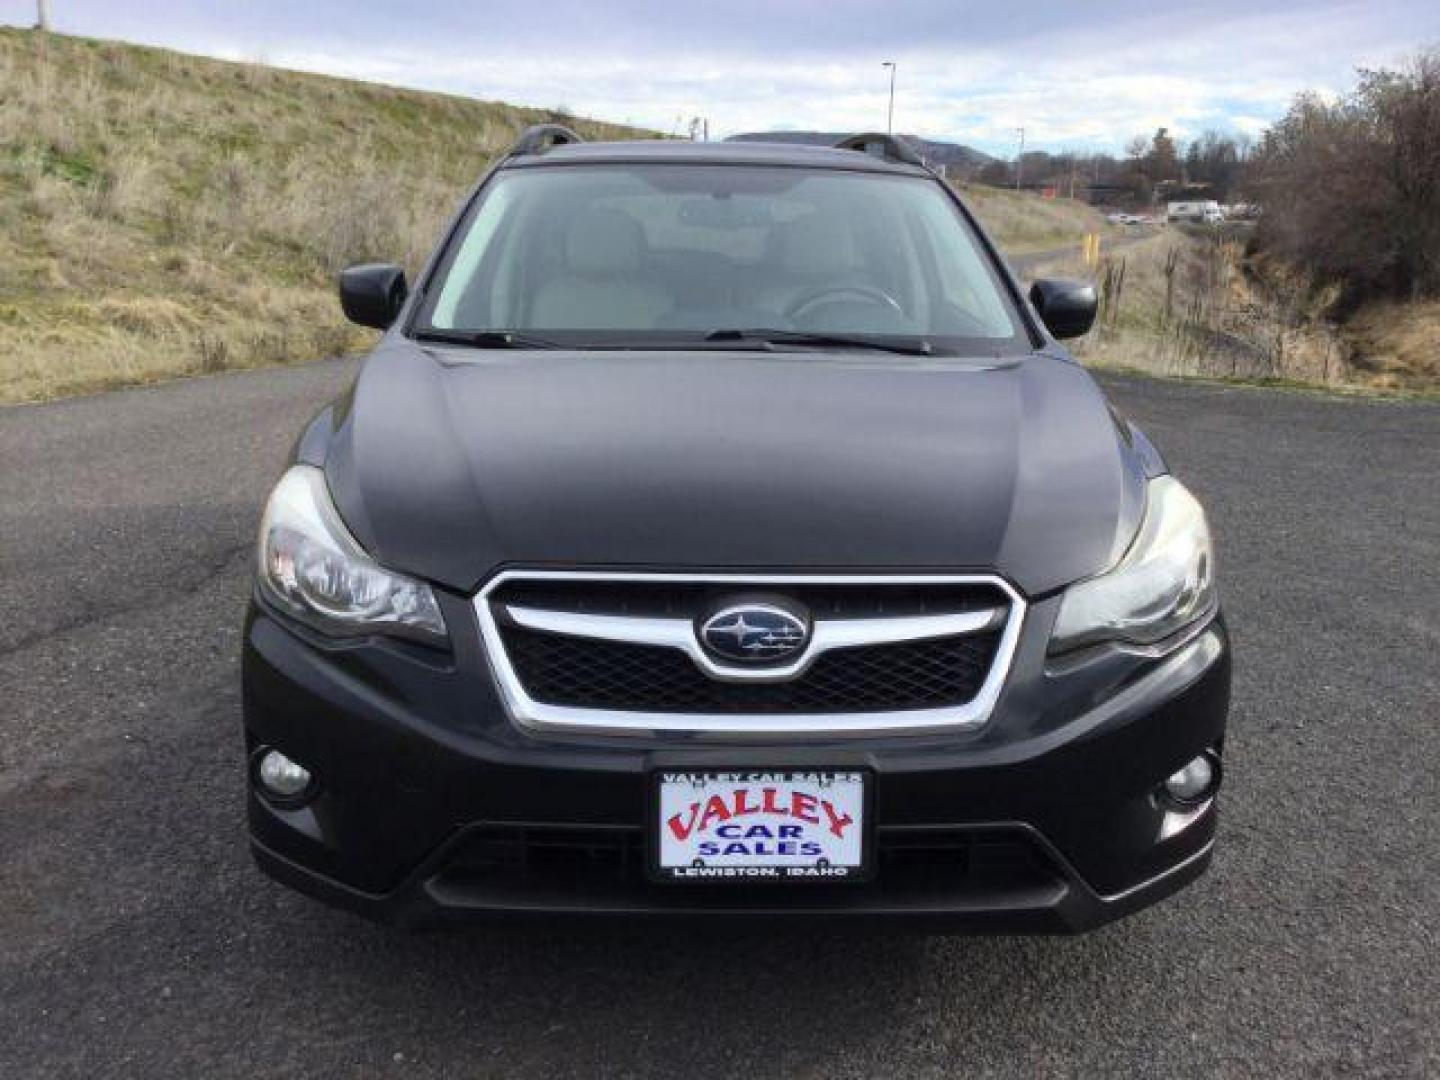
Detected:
[{"left": 416, "top": 164, "right": 1026, "bottom": 350}]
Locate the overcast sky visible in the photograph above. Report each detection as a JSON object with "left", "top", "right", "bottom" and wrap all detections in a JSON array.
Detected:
[{"left": 6, "top": 0, "right": 1437, "bottom": 154}]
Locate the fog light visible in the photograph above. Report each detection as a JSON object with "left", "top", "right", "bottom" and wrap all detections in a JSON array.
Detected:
[
  {"left": 256, "top": 749, "right": 313, "bottom": 799},
  {"left": 1163, "top": 754, "right": 1216, "bottom": 804}
]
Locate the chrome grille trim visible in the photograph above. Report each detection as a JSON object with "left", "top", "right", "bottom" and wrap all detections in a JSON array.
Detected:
[
  {"left": 473, "top": 571, "right": 1027, "bottom": 739},
  {"left": 503, "top": 604, "right": 1004, "bottom": 684}
]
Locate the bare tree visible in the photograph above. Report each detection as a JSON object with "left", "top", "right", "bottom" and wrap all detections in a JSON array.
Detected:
[
  {"left": 1250, "top": 49, "right": 1440, "bottom": 304},
  {"left": 1146, "top": 128, "right": 1182, "bottom": 185},
  {"left": 1361, "top": 53, "right": 1440, "bottom": 299},
  {"left": 1185, "top": 131, "right": 1249, "bottom": 202}
]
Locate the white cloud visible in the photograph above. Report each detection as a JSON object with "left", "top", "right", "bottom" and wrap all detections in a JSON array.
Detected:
[
  {"left": 263, "top": 2, "right": 1430, "bottom": 154},
  {"left": 9, "top": 0, "right": 1437, "bottom": 154},
  {"left": 1229, "top": 115, "right": 1273, "bottom": 139}
]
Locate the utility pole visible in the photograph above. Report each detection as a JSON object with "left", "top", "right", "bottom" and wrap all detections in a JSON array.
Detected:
[
  {"left": 1014, "top": 127, "right": 1025, "bottom": 191},
  {"left": 36, "top": 0, "right": 51, "bottom": 31},
  {"left": 881, "top": 62, "right": 896, "bottom": 134}
]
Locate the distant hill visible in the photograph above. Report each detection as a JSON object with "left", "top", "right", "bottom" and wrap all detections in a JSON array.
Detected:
[{"left": 727, "top": 130, "right": 994, "bottom": 169}]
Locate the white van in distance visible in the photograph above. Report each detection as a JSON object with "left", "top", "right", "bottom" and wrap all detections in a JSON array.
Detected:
[{"left": 1167, "top": 200, "right": 1224, "bottom": 224}]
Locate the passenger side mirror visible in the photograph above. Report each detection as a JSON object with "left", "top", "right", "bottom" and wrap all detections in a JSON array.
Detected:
[
  {"left": 1029, "top": 279, "right": 1097, "bottom": 340},
  {"left": 339, "top": 263, "right": 408, "bottom": 330}
]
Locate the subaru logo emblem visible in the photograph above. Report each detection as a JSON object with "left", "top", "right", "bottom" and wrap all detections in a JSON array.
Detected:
[{"left": 699, "top": 603, "right": 810, "bottom": 664}]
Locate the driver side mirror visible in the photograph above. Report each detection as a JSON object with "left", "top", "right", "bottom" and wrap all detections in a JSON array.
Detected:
[
  {"left": 1029, "top": 279, "right": 1097, "bottom": 340},
  {"left": 339, "top": 263, "right": 408, "bottom": 329}
]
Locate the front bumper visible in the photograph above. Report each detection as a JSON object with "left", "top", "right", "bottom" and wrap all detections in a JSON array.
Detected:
[{"left": 242, "top": 589, "right": 1230, "bottom": 932}]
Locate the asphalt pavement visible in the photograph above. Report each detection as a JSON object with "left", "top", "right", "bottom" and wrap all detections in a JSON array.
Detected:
[{"left": 1, "top": 358, "right": 1437, "bottom": 1078}]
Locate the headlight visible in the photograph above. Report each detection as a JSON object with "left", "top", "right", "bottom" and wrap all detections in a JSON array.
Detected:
[
  {"left": 257, "top": 465, "right": 447, "bottom": 645},
  {"left": 1050, "top": 475, "right": 1216, "bottom": 654}
]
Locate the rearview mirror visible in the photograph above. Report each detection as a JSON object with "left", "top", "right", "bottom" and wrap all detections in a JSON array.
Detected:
[
  {"left": 678, "top": 197, "right": 773, "bottom": 228},
  {"left": 339, "top": 263, "right": 408, "bottom": 330},
  {"left": 1029, "top": 279, "right": 1097, "bottom": 340}
]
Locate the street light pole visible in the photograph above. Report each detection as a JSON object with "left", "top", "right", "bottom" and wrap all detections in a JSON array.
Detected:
[
  {"left": 36, "top": 0, "right": 51, "bottom": 31},
  {"left": 882, "top": 61, "right": 896, "bottom": 134},
  {"left": 1014, "top": 127, "right": 1025, "bottom": 191}
]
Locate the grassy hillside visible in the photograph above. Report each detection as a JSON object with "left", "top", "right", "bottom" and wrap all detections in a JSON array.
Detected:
[
  {"left": 1032, "top": 230, "right": 1439, "bottom": 394},
  {"left": 0, "top": 28, "right": 651, "bottom": 402},
  {"left": 1342, "top": 298, "right": 1440, "bottom": 390},
  {"left": 957, "top": 184, "right": 1113, "bottom": 254},
  {"left": 1, "top": 29, "right": 1114, "bottom": 403}
]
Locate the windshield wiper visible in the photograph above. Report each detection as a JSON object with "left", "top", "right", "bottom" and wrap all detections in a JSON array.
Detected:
[
  {"left": 704, "top": 328, "right": 934, "bottom": 356},
  {"left": 413, "top": 329, "right": 563, "bottom": 350}
]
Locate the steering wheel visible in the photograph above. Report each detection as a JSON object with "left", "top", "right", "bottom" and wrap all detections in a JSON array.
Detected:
[{"left": 784, "top": 284, "right": 905, "bottom": 321}]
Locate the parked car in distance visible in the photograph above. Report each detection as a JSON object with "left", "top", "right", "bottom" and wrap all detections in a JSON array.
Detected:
[{"left": 243, "top": 128, "right": 1230, "bottom": 932}]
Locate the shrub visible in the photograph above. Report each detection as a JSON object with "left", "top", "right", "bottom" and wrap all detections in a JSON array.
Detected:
[{"left": 1249, "top": 50, "right": 1440, "bottom": 306}]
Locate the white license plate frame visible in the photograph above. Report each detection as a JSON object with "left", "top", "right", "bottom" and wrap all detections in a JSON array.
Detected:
[{"left": 649, "top": 769, "right": 873, "bottom": 884}]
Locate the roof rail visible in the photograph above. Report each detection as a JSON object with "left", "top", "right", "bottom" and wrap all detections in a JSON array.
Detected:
[
  {"left": 834, "top": 132, "right": 926, "bottom": 168},
  {"left": 509, "top": 124, "right": 584, "bottom": 158}
]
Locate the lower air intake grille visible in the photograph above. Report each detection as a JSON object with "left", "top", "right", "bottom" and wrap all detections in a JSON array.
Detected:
[{"left": 431, "top": 824, "right": 1064, "bottom": 911}]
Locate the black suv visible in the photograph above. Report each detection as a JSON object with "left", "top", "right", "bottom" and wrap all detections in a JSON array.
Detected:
[{"left": 244, "top": 129, "right": 1229, "bottom": 931}]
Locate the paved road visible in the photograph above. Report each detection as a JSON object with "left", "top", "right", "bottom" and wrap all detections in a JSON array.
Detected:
[{"left": 2, "top": 360, "right": 1437, "bottom": 1078}]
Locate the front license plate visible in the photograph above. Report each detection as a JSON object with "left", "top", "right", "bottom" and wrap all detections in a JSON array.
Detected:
[{"left": 652, "top": 770, "right": 869, "bottom": 883}]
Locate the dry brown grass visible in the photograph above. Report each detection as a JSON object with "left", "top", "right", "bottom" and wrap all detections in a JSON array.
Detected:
[
  {"left": 1342, "top": 299, "right": 1440, "bottom": 390},
  {"left": 1037, "top": 230, "right": 1381, "bottom": 389},
  {"left": 957, "top": 184, "right": 1114, "bottom": 253},
  {"left": 0, "top": 28, "right": 654, "bottom": 403}
]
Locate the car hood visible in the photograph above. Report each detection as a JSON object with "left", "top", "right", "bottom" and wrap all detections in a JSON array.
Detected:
[{"left": 320, "top": 342, "right": 1149, "bottom": 597}]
